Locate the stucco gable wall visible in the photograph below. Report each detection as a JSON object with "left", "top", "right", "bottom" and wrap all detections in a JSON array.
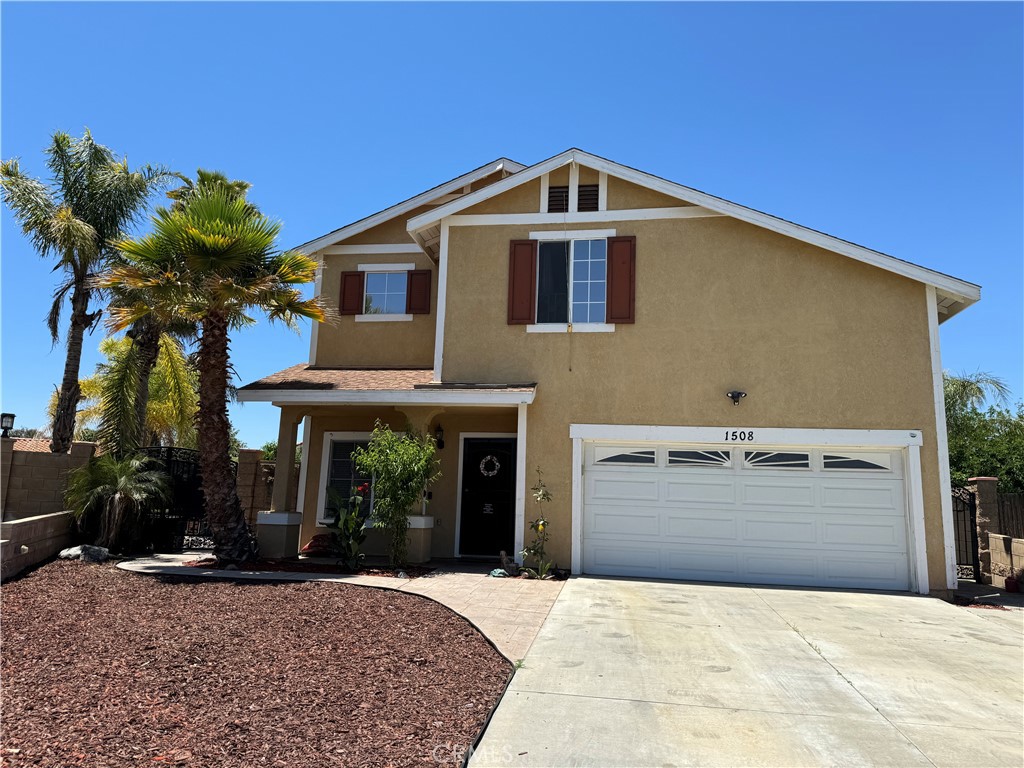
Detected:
[{"left": 461, "top": 179, "right": 542, "bottom": 215}]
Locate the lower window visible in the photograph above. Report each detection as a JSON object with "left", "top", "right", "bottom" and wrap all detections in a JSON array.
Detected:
[{"left": 323, "top": 440, "right": 373, "bottom": 522}]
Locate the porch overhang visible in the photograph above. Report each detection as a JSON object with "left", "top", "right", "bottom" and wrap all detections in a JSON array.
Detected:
[{"left": 236, "top": 364, "right": 536, "bottom": 407}]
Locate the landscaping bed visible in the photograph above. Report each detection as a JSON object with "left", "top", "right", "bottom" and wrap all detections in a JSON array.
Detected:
[
  {"left": 1, "top": 560, "right": 511, "bottom": 767},
  {"left": 182, "top": 557, "right": 435, "bottom": 578}
]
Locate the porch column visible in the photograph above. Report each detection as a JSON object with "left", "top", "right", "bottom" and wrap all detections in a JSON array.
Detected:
[
  {"left": 514, "top": 403, "right": 527, "bottom": 565},
  {"left": 258, "top": 408, "right": 305, "bottom": 559}
]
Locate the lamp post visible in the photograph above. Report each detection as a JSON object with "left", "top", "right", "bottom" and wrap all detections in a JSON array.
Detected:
[{"left": 0, "top": 413, "right": 15, "bottom": 439}]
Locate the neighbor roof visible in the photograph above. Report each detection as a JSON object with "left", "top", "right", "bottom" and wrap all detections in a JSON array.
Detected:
[{"left": 405, "top": 148, "right": 980, "bottom": 319}]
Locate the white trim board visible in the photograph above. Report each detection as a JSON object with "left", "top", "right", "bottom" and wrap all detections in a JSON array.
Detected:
[
  {"left": 927, "top": 285, "right": 957, "bottom": 589},
  {"left": 296, "top": 157, "right": 526, "bottom": 254},
  {"left": 445, "top": 207, "right": 720, "bottom": 228},
  {"left": 357, "top": 262, "right": 416, "bottom": 271},
  {"left": 567, "top": 423, "right": 931, "bottom": 594},
  {"left": 325, "top": 244, "right": 423, "bottom": 255},
  {"left": 454, "top": 432, "right": 518, "bottom": 559},
  {"left": 406, "top": 149, "right": 979, "bottom": 308},
  {"left": 236, "top": 388, "right": 535, "bottom": 406},
  {"left": 355, "top": 314, "right": 413, "bottom": 323},
  {"left": 529, "top": 228, "right": 616, "bottom": 241}
]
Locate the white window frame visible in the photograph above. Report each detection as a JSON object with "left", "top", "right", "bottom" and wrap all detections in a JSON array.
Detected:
[
  {"left": 355, "top": 263, "right": 414, "bottom": 322},
  {"left": 316, "top": 431, "right": 373, "bottom": 526},
  {"left": 527, "top": 230, "right": 616, "bottom": 333}
]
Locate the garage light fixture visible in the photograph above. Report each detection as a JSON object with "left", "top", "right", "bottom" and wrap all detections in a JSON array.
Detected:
[
  {"left": 0, "top": 412, "right": 14, "bottom": 438},
  {"left": 726, "top": 391, "right": 747, "bottom": 406}
]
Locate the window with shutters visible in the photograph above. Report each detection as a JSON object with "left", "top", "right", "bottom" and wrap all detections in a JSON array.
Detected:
[
  {"left": 339, "top": 264, "right": 432, "bottom": 322},
  {"left": 536, "top": 239, "right": 606, "bottom": 325}
]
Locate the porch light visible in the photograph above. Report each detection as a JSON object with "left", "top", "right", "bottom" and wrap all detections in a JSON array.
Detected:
[
  {"left": 434, "top": 424, "right": 445, "bottom": 449},
  {"left": 0, "top": 412, "right": 14, "bottom": 438},
  {"left": 726, "top": 391, "right": 747, "bottom": 406}
]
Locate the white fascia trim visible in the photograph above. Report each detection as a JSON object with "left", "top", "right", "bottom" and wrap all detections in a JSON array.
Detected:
[
  {"left": 598, "top": 172, "right": 608, "bottom": 212},
  {"left": 316, "top": 431, "right": 372, "bottom": 525},
  {"left": 237, "top": 389, "right": 535, "bottom": 406},
  {"left": 570, "top": 437, "right": 583, "bottom": 575},
  {"left": 432, "top": 222, "right": 450, "bottom": 382},
  {"left": 296, "top": 415, "right": 310, "bottom": 514},
  {"left": 308, "top": 262, "right": 323, "bottom": 365},
  {"left": 906, "top": 443, "right": 931, "bottom": 594},
  {"left": 539, "top": 173, "right": 550, "bottom": 213},
  {"left": 355, "top": 314, "right": 413, "bottom": 322},
  {"left": 526, "top": 323, "right": 614, "bottom": 333},
  {"left": 568, "top": 162, "right": 580, "bottom": 213},
  {"left": 514, "top": 404, "right": 528, "bottom": 565},
  {"left": 297, "top": 158, "right": 526, "bottom": 254},
  {"left": 407, "top": 149, "right": 979, "bottom": 303},
  {"left": 529, "top": 228, "right": 616, "bottom": 241},
  {"left": 328, "top": 244, "right": 423, "bottom": 255},
  {"left": 927, "top": 286, "right": 957, "bottom": 589},
  {"left": 567, "top": 424, "right": 924, "bottom": 447},
  {"left": 357, "top": 262, "right": 415, "bottom": 272}
]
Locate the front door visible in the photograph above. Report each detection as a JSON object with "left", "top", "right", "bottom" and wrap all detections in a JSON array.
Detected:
[{"left": 459, "top": 437, "right": 516, "bottom": 558}]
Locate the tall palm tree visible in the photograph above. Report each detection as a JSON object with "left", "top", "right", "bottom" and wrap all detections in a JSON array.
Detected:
[
  {"left": 102, "top": 188, "right": 327, "bottom": 563},
  {"left": 943, "top": 370, "right": 1010, "bottom": 416},
  {"left": 0, "top": 131, "right": 170, "bottom": 452}
]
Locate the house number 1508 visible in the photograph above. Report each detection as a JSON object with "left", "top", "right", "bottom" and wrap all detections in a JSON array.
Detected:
[{"left": 725, "top": 430, "right": 754, "bottom": 441}]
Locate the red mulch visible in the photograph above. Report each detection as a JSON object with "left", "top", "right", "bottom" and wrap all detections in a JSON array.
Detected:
[
  {"left": 181, "top": 558, "right": 435, "bottom": 578},
  {"left": 1, "top": 561, "right": 511, "bottom": 767}
]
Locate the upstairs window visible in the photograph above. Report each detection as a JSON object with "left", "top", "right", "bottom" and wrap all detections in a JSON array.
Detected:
[{"left": 339, "top": 266, "right": 432, "bottom": 320}]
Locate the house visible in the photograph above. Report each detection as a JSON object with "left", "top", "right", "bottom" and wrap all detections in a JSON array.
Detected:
[{"left": 236, "top": 149, "right": 979, "bottom": 595}]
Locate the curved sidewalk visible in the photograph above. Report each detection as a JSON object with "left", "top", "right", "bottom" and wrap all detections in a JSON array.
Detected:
[{"left": 118, "top": 554, "right": 564, "bottom": 661}]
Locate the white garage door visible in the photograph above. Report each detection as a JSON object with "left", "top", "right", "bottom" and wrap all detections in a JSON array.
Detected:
[{"left": 582, "top": 442, "right": 910, "bottom": 590}]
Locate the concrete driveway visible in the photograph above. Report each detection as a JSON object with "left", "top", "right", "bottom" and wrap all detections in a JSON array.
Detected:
[{"left": 471, "top": 578, "right": 1023, "bottom": 767}]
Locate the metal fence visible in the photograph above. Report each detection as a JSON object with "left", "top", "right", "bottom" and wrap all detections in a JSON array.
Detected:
[
  {"left": 997, "top": 493, "right": 1024, "bottom": 539},
  {"left": 952, "top": 486, "right": 980, "bottom": 582}
]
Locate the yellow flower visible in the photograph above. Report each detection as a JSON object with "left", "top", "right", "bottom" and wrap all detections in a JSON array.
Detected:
[{"left": 537, "top": 523, "right": 545, "bottom": 533}]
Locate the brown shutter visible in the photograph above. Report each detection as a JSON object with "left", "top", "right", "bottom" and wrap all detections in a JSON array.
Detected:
[
  {"left": 547, "top": 186, "right": 569, "bottom": 213},
  {"left": 406, "top": 270, "right": 432, "bottom": 314},
  {"left": 508, "top": 240, "right": 537, "bottom": 324},
  {"left": 339, "top": 271, "right": 364, "bottom": 315},
  {"left": 606, "top": 236, "right": 636, "bottom": 324},
  {"left": 577, "top": 184, "right": 600, "bottom": 212}
]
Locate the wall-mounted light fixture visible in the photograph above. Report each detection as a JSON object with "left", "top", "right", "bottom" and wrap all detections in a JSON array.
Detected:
[
  {"left": 726, "top": 391, "right": 747, "bottom": 407},
  {"left": 434, "top": 424, "right": 445, "bottom": 450},
  {"left": 0, "top": 413, "right": 15, "bottom": 438}
]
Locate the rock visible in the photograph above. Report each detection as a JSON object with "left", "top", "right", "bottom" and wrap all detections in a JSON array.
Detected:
[
  {"left": 224, "top": 564, "right": 239, "bottom": 571},
  {"left": 80, "top": 545, "right": 109, "bottom": 563},
  {"left": 488, "top": 568, "right": 508, "bottom": 578},
  {"left": 395, "top": 570, "right": 408, "bottom": 579},
  {"left": 59, "top": 546, "right": 83, "bottom": 560}
]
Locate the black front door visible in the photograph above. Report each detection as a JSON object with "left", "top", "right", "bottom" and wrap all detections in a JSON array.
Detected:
[{"left": 459, "top": 438, "right": 516, "bottom": 558}]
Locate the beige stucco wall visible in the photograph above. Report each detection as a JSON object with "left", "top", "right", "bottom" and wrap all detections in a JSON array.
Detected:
[
  {"left": 462, "top": 179, "right": 541, "bottom": 215},
  {"left": 314, "top": 251, "right": 437, "bottom": 368},
  {"left": 441, "top": 215, "right": 947, "bottom": 589},
  {"left": 292, "top": 405, "right": 517, "bottom": 558},
  {"left": 606, "top": 174, "right": 693, "bottom": 209}
]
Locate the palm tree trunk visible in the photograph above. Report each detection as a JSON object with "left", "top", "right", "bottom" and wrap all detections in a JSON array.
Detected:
[
  {"left": 197, "top": 310, "right": 257, "bottom": 563},
  {"left": 50, "top": 284, "right": 91, "bottom": 453},
  {"left": 131, "top": 320, "right": 161, "bottom": 448}
]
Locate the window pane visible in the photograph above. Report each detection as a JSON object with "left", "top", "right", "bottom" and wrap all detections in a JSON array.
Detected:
[
  {"left": 574, "top": 261, "right": 589, "bottom": 281},
  {"left": 383, "top": 292, "right": 405, "bottom": 314},
  {"left": 326, "top": 441, "right": 372, "bottom": 518},
  {"left": 572, "top": 302, "right": 589, "bottom": 323},
  {"left": 589, "top": 239, "right": 606, "bottom": 259},
  {"left": 365, "top": 273, "right": 387, "bottom": 292},
  {"left": 590, "top": 302, "right": 605, "bottom": 322},
  {"left": 537, "top": 242, "right": 569, "bottom": 323},
  {"left": 385, "top": 272, "right": 405, "bottom": 292},
  {"left": 590, "top": 260, "right": 606, "bottom": 280}
]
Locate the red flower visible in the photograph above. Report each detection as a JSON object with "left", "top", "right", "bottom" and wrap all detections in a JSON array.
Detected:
[{"left": 357, "top": 483, "right": 370, "bottom": 494}]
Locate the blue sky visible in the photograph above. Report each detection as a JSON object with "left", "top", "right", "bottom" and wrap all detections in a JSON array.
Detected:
[{"left": 2, "top": 2, "right": 1021, "bottom": 449}]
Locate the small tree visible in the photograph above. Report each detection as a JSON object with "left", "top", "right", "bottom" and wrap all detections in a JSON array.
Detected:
[
  {"left": 352, "top": 421, "right": 440, "bottom": 567},
  {"left": 520, "top": 467, "right": 554, "bottom": 579}
]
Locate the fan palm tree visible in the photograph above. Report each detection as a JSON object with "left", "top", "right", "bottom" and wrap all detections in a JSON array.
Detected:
[
  {"left": 65, "top": 453, "right": 170, "bottom": 552},
  {"left": 101, "top": 188, "right": 327, "bottom": 563},
  {"left": 0, "top": 131, "right": 171, "bottom": 452},
  {"left": 943, "top": 370, "right": 1010, "bottom": 415}
]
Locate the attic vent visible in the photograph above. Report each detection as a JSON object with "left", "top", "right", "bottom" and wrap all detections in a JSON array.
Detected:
[
  {"left": 547, "top": 185, "right": 569, "bottom": 213},
  {"left": 578, "top": 184, "right": 599, "bottom": 212}
]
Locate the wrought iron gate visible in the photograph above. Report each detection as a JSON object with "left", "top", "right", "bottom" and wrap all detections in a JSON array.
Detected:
[
  {"left": 952, "top": 486, "right": 980, "bottom": 582},
  {"left": 141, "top": 447, "right": 237, "bottom": 552}
]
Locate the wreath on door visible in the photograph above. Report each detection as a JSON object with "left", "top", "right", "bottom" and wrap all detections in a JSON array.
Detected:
[{"left": 479, "top": 455, "right": 501, "bottom": 477}]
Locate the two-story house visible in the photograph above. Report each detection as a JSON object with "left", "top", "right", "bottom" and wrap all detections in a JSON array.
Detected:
[{"left": 237, "top": 149, "right": 979, "bottom": 595}]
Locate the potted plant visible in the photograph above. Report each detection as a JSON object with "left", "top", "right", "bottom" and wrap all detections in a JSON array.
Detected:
[
  {"left": 1005, "top": 568, "right": 1022, "bottom": 593},
  {"left": 352, "top": 421, "right": 440, "bottom": 567}
]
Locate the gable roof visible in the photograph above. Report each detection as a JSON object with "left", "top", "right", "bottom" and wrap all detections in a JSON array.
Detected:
[
  {"left": 406, "top": 148, "right": 980, "bottom": 318},
  {"left": 295, "top": 157, "right": 526, "bottom": 254}
]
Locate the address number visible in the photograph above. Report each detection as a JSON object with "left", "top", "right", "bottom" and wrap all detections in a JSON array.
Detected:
[{"left": 724, "top": 430, "right": 754, "bottom": 441}]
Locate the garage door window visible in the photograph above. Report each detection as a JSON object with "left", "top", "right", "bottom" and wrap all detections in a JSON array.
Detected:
[
  {"left": 593, "top": 447, "right": 656, "bottom": 465},
  {"left": 667, "top": 449, "right": 732, "bottom": 468},
  {"left": 743, "top": 450, "right": 811, "bottom": 469},
  {"left": 822, "top": 452, "right": 892, "bottom": 471}
]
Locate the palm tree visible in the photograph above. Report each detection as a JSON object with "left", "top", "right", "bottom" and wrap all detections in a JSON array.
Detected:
[
  {"left": 65, "top": 453, "right": 170, "bottom": 552},
  {"left": 52, "top": 335, "right": 199, "bottom": 451},
  {"left": 0, "top": 131, "right": 170, "bottom": 452},
  {"left": 102, "top": 188, "right": 327, "bottom": 563},
  {"left": 943, "top": 370, "right": 1010, "bottom": 416}
]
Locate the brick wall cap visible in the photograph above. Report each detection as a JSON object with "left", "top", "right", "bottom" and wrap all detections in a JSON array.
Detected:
[{"left": 968, "top": 477, "right": 999, "bottom": 482}]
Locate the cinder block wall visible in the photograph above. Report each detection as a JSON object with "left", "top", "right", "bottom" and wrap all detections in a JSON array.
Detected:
[
  {"left": 1, "top": 439, "right": 97, "bottom": 522},
  {"left": 0, "top": 512, "right": 73, "bottom": 581},
  {"left": 987, "top": 533, "right": 1024, "bottom": 580},
  {"left": 235, "top": 450, "right": 299, "bottom": 525}
]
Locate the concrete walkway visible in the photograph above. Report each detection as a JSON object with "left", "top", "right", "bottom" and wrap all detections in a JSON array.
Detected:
[
  {"left": 472, "top": 577, "right": 1024, "bottom": 767},
  {"left": 118, "top": 554, "right": 563, "bottom": 660}
]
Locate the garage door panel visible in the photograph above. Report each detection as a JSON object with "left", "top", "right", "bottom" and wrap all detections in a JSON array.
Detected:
[
  {"left": 586, "top": 543, "right": 663, "bottom": 576},
  {"left": 741, "top": 481, "right": 816, "bottom": 507},
  {"left": 588, "top": 508, "right": 661, "bottom": 537},
  {"left": 590, "top": 477, "right": 659, "bottom": 501},
  {"left": 664, "top": 479, "right": 736, "bottom": 504},
  {"left": 663, "top": 549, "right": 740, "bottom": 579},
  {"left": 820, "top": 483, "right": 900, "bottom": 510},
  {"left": 823, "top": 556, "right": 906, "bottom": 585},
  {"left": 663, "top": 513, "right": 739, "bottom": 540},
  {"left": 743, "top": 518, "right": 818, "bottom": 545},
  {"left": 822, "top": 520, "right": 904, "bottom": 548}
]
